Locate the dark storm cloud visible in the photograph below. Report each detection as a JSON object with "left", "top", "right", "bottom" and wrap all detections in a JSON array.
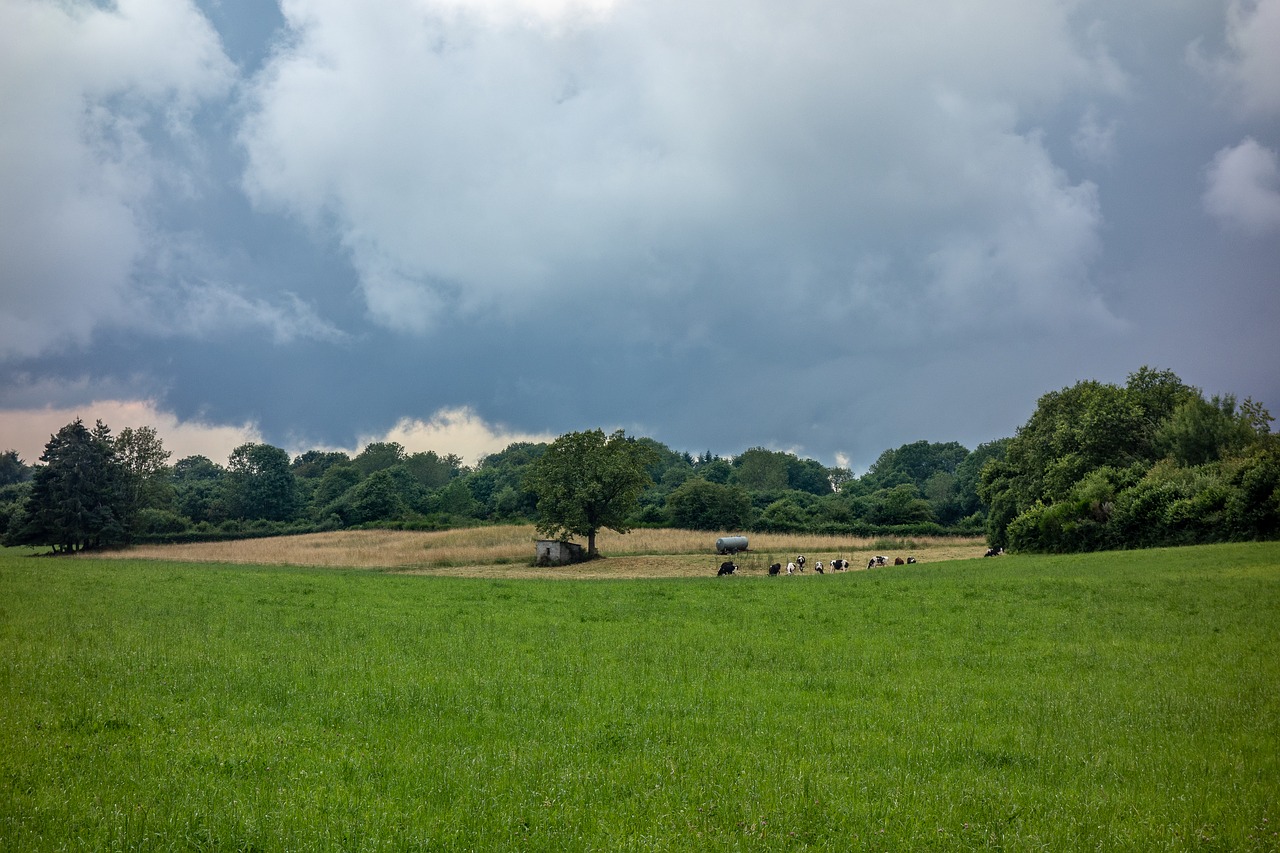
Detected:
[{"left": 1, "top": 0, "right": 1277, "bottom": 469}]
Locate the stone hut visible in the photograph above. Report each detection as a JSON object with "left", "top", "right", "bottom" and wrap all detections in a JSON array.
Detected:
[{"left": 535, "top": 539, "right": 586, "bottom": 566}]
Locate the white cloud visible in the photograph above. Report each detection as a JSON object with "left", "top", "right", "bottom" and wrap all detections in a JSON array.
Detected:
[
  {"left": 1204, "top": 137, "right": 1280, "bottom": 235},
  {"left": 0, "top": 400, "right": 262, "bottom": 466},
  {"left": 240, "top": 0, "right": 1121, "bottom": 337},
  {"left": 0, "top": 399, "right": 549, "bottom": 470},
  {"left": 0, "top": 0, "right": 234, "bottom": 360},
  {"left": 351, "top": 407, "right": 554, "bottom": 465}
]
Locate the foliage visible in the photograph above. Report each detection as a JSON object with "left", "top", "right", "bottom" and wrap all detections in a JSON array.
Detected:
[
  {"left": 0, "top": 450, "right": 31, "bottom": 486},
  {"left": 666, "top": 478, "right": 753, "bottom": 530},
  {"left": 352, "top": 441, "right": 406, "bottom": 476},
  {"left": 290, "top": 450, "right": 350, "bottom": 479},
  {"left": 985, "top": 367, "right": 1279, "bottom": 552},
  {"left": 225, "top": 443, "right": 301, "bottom": 522},
  {"left": 4, "top": 419, "right": 127, "bottom": 552},
  {"left": 524, "top": 429, "right": 660, "bottom": 557},
  {"left": 114, "top": 425, "right": 174, "bottom": 530},
  {"left": 172, "top": 455, "right": 229, "bottom": 524}
]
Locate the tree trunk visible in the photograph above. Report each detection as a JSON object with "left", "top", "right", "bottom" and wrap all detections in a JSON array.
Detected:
[{"left": 587, "top": 529, "right": 598, "bottom": 558}]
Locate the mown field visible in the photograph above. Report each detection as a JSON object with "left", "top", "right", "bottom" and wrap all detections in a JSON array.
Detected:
[
  {"left": 2, "top": 540, "right": 1278, "bottom": 850},
  {"left": 97, "top": 526, "right": 987, "bottom": 578}
]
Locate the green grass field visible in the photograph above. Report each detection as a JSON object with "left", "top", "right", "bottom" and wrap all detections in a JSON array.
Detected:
[{"left": 2, "top": 543, "right": 1278, "bottom": 850}]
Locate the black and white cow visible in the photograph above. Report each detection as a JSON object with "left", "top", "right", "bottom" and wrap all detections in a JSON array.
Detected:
[
  {"left": 768, "top": 562, "right": 782, "bottom": 576},
  {"left": 718, "top": 561, "right": 738, "bottom": 576}
]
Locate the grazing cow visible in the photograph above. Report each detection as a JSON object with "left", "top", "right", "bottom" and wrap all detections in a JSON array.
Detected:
[
  {"left": 768, "top": 562, "right": 782, "bottom": 576},
  {"left": 796, "top": 555, "right": 806, "bottom": 571},
  {"left": 867, "top": 558, "right": 876, "bottom": 570},
  {"left": 906, "top": 556, "right": 917, "bottom": 564},
  {"left": 718, "top": 561, "right": 738, "bottom": 576},
  {"left": 787, "top": 562, "right": 796, "bottom": 575},
  {"left": 894, "top": 557, "right": 905, "bottom": 566},
  {"left": 815, "top": 561, "right": 824, "bottom": 574},
  {"left": 984, "top": 547, "right": 1004, "bottom": 557},
  {"left": 874, "top": 555, "right": 888, "bottom": 567}
]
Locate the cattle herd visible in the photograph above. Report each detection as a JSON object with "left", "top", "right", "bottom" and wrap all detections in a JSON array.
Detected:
[{"left": 718, "top": 554, "right": 917, "bottom": 577}]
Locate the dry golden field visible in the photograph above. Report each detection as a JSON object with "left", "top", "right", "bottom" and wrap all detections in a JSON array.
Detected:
[{"left": 98, "top": 526, "right": 988, "bottom": 578}]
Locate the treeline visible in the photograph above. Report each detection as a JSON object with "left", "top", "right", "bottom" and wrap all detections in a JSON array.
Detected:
[
  {"left": 2, "top": 367, "right": 1277, "bottom": 553},
  {"left": 0, "top": 432, "right": 999, "bottom": 552},
  {"left": 981, "top": 367, "right": 1280, "bottom": 551}
]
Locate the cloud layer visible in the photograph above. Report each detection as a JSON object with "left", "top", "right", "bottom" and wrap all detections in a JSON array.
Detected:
[
  {"left": 240, "top": 0, "right": 1119, "bottom": 336},
  {"left": 1, "top": 0, "right": 1277, "bottom": 469}
]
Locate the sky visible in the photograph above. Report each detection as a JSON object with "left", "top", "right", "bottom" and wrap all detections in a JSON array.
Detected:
[{"left": 1, "top": 0, "right": 1278, "bottom": 473}]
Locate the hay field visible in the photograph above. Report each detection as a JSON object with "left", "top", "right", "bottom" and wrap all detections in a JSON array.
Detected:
[{"left": 99, "top": 526, "right": 987, "bottom": 578}]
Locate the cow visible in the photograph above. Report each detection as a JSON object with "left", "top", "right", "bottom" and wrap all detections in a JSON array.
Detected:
[
  {"left": 718, "top": 561, "right": 738, "bottom": 576},
  {"left": 787, "top": 562, "right": 796, "bottom": 575},
  {"left": 815, "top": 561, "right": 824, "bottom": 574},
  {"left": 906, "top": 556, "right": 917, "bottom": 564},
  {"left": 796, "top": 555, "right": 806, "bottom": 571},
  {"left": 768, "top": 562, "right": 782, "bottom": 576},
  {"left": 984, "top": 547, "right": 1004, "bottom": 557},
  {"left": 894, "top": 557, "right": 905, "bottom": 566},
  {"left": 867, "top": 558, "right": 876, "bottom": 570},
  {"left": 874, "top": 555, "right": 888, "bottom": 567}
]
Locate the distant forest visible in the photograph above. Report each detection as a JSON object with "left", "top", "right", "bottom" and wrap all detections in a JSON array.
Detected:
[{"left": 3, "top": 367, "right": 1277, "bottom": 553}]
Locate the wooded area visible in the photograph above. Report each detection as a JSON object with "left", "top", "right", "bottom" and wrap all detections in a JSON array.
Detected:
[{"left": 2, "top": 368, "right": 1276, "bottom": 553}]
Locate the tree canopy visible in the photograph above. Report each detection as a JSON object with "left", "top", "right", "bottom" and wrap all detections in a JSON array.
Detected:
[
  {"left": 982, "top": 368, "right": 1279, "bottom": 552},
  {"left": 5, "top": 419, "right": 127, "bottom": 552},
  {"left": 524, "top": 429, "right": 659, "bottom": 557}
]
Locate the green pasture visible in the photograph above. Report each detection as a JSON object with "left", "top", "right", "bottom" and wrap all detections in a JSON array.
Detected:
[{"left": 2, "top": 544, "right": 1278, "bottom": 851}]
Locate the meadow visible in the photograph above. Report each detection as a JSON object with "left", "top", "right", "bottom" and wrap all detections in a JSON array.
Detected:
[
  {"left": 99, "top": 526, "right": 986, "bottom": 578},
  {"left": 1, "top": 540, "right": 1278, "bottom": 850}
]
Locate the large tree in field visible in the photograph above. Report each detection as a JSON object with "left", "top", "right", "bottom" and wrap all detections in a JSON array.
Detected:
[
  {"left": 524, "top": 429, "right": 659, "bottom": 558},
  {"left": 5, "top": 419, "right": 126, "bottom": 552}
]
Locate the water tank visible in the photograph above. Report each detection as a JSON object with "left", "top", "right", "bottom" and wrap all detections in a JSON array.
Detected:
[{"left": 715, "top": 536, "right": 749, "bottom": 554}]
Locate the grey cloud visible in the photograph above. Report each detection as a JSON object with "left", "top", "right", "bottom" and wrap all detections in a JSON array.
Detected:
[
  {"left": 1220, "top": 0, "right": 1280, "bottom": 117},
  {"left": 240, "top": 0, "right": 1122, "bottom": 341},
  {"left": 0, "top": 0, "right": 235, "bottom": 358}
]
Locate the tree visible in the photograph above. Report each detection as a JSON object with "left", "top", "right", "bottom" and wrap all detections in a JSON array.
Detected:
[
  {"left": 862, "top": 440, "right": 970, "bottom": 492},
  {"left": 5, "top": 419, "right": 126, "bottom": 552},
  {"left": 666, "top": 478, "right": 752, "bottom": 530},
  {"left": 225, "top": 443, "right": 300, "bottom": 521},
  {"left": 115, "top": 425, "right": 173, "bottom": 530},
  {"left": 524, "top": 429, "right": 659, "bottom": 558},
  {"left": 0, "top": 450, "right": 31, "bottom": 486},
  {"left": 172, "top": 455, "right": 229, "bottom": 524},
  {"left": 353, "top": 442, "right": 406, "bottom": 476},
  {"left": 731, "top": 447, "right": 790, "bottom": 491},
  {"left": 291, "top": 450, "right": 351, "bottom": 479},
  {"left": 403, "top": 450, "right": 463, "bottom": 490}
]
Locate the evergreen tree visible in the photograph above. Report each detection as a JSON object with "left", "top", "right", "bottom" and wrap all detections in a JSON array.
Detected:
[{"left": 5, "top": 419, "right": 126, "bottom": 552}]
